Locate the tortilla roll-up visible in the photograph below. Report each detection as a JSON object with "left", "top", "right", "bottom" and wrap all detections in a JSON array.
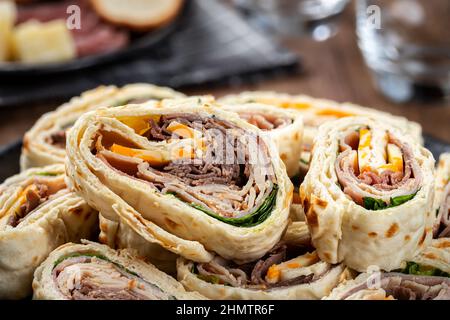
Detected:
[
  {"left": 300, "top": 116, "right": 435, "bottom": 272},
  {"left": 0, "top": 165, "right": 98, "bottom": 299},
  {"left": 222, "top": 103, "right": 303, "bottom": 177},
  {"left": 405, "top": 238, "right": 450, "bottom": 277},
  {"left": 325, "top": 271, "right": 449, "bottom": 300},
  {"left": 98, "top": 212, "right": 179, "bottom": 275},
  {"left": 33, "top": 241, "right": 204, "bottom": 300},
  {"left": 433, "top": 153, "right": 450, "bottom": 238},
  {"left": 327, "top": 238, "right": 450, "bottom": 300},
  {"left": 328, "top": 238, "right": 449, "bottom": 300},
  {"left": 66, "top": 98, "right": 293, "bottom": 265},
  {"left": 21, "top": 84, "right": 184, "bottom": 170},
  {"left": 177, "top": 221, "right": 350, "bottom": 300},
  {"left": 220, "top": 92, "right": 423, "bottom": 174}
]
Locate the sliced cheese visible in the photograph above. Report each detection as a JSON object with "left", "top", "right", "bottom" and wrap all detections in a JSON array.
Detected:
[
  {"left": 314, "top": 108, "right": 354, "bottom": 118},
  {"left": 266, "top": 252, "right": 320, "bottom": 284},
  {"left": 166, "top": 121, "right": 196, "bottom": 139},
  {"left": 110, "top": 144, "right": 168, "bottom": 166},
  {"left": 13, "top": 20, "right": 76, "bottom": 64},
  {"left": 110, "top": 143, "right": 195, "bottom": 166},
  {"left": 117, "top": 116, "right": 156, "bottom": 135},
  {"left": 378, "top": 143, "right": 403, "bottom": 173},
  {"left": 167, "top": 121, "right": 206, "bottom": 154},
  {"left": 0, "top": 0, "right": 17, "bottom": 61},
  {"left": 256, "top": 98, "right": 312, "bottom": 110},
  {"left": 357, "top": 128, "right": 388, "bottom": 174}
]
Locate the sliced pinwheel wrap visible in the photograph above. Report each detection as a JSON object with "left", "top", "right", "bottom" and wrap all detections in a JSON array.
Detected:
[
  {"left": 0, "top": 165, "right": 98, "bottom": 299},
  {"left": 21, "top": 84, "right": 184, "bottom": 170},
  {"left": 221, "top": 103, "right": 303, "bottom": 177},
  {"left": 433, "top": 153, "right": 450, "bottom": 238},
  {"left": 405, "top": 238, "right": 450, "bottom": 276},
  {"left": 33, "top": 241, "right": 204, "bottom": 300},
  {"left": 66, "top": 98, "right": 293, "bottom": 265},
  {"left": 177, "top": 221, "right": 351, "bottom": 300},
  {"left": 220, "top": 92, "right": 423, "bottom": 176},
  {"left": 300, "top": 116, "right": 435, "bottom": 272},
  {"left": 325, "top": 270, "right": 450, "bottom": 300}
]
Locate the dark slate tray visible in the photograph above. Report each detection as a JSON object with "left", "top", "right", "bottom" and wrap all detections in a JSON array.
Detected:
[
  {"left": 0, "top": 0, "right": 299, "bottom": 107},
  {"left": 0, "top": 1, "right": 187, "bottom": 77},
  {"left": 1, "top": 136, "right": 449, "bottom": 183}
]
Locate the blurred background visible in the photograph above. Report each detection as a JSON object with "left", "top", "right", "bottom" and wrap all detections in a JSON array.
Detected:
[{"left": 0, "top": 0, "right": 449, "bottom": 151}]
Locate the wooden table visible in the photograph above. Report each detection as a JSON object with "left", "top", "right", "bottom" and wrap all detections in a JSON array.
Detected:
[{"left": 0, "top": 4, "right": 449, "bottom": 147}]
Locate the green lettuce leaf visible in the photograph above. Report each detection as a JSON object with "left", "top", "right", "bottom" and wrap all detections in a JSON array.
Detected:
[
  {"left": 390, "top": 193, "right": 416, "bottom": 207},
  {"left": 172, "top": 184, "right": 278, "bottom": 227},
  {"left": 51, "top": 252, "right": 176, "bottom": 298},
  {"left": 197, "top": 274, "right": 221, "bottom": 284},
  {"left": 33, "top": 172, "right": 60, "bottom": 177},
  {"left": 363, "top": 192, "right": 417, "bottom": 211},
  {"left": 363, "top": 197, "right": 388, "bottom": 210},
  {"left": 401, "top": 262, "right": 450, "bottom": 278}
]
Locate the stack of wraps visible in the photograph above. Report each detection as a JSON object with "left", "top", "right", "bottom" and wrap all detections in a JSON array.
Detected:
[
  {"left": 300, "top": 116, "right": 435, "bottom": 272},
  {"left": 65, "top": 98, "right": 293, "bottom": 272},
  {"left": 220, "top": 92, "right": 423, "bottom": 175}
]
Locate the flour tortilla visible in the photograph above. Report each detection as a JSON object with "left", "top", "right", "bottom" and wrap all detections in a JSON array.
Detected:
[
  {"left": 300, "top": 116, "right": 434, "bottom": 272},
  {"left": 33, "top": 240, "right": 204, "bottom": 300},
  {"left": 66, "top": 98, "right": 293, "bottom": 265},
  {"left": 0, "top": 165, "right": 98, "bottom": 299}
]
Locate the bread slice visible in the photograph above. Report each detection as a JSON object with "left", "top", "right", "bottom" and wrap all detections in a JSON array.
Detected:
[{"left": 90, "top": 0, "right": 184, "bottom": 31}]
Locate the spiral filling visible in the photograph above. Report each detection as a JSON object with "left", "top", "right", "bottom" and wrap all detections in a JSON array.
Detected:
[
  {"left": 339, "top": 273, "right": 450, "bottom": 300},
  {"left": 53, "top": 255, "right": 175, "bottom": 300},
  {"left": 1, "top": 175, "right": 66, "bottom": 227},
  {"left": 236, "top": 112, "right": 292, "bottom": 130},
  {"left": 94, "top": 113, "right": 278, "bottom": 226},
  {"left": 434, "top": 181, "right": 450, "bottom": 238},
  {"left": 192, "top": 243, "right": 334, "bottom": 290},
  {"left": 335, "top": 128, "right": 421, "bottom": 209}
]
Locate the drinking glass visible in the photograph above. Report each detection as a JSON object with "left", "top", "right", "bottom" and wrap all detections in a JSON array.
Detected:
[
  {"left": 357, "top": 0, "right": 450, "bottom": 102},
  {"left": 233, "top": 0, "right": 350, "bottom": 41}
]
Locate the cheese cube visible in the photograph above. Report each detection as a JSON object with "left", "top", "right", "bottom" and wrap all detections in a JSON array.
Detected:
[
  {"left": 13, "top": 19, "right": 76, "bottom": 64},
  {"left": 0, "top": 0, "right": 17, "bottom": 61}
]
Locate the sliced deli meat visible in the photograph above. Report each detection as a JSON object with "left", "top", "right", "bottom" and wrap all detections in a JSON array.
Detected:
[
  {"left": 222, "top": 103, "right": 303, "bottom": 178},
  {"left": 65, "top": 98, "right": 293, "bottom": 267},
  {"left": 0, "top": 165, "right": 98, "bottom": 299},
  {"left": 32, "top": 241, "right": 204, "bottom": 300},
  {"left": 220, "top": 92, "right": 423, "bottom": 176},
  {"left": 325, "top": 271, "right": 450, "bottom": 300},
  {"left": 300, "top": 116, "right": 435, "bottom": 272},
  {"left": 21, "top": 84, "right": 184, "bottom": 170},
  {"left": 433, "top": 153, "right": 450, "bottom": 238},
  {"left": 177, "top": 222, "right": 351, "bottom": 299}
]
